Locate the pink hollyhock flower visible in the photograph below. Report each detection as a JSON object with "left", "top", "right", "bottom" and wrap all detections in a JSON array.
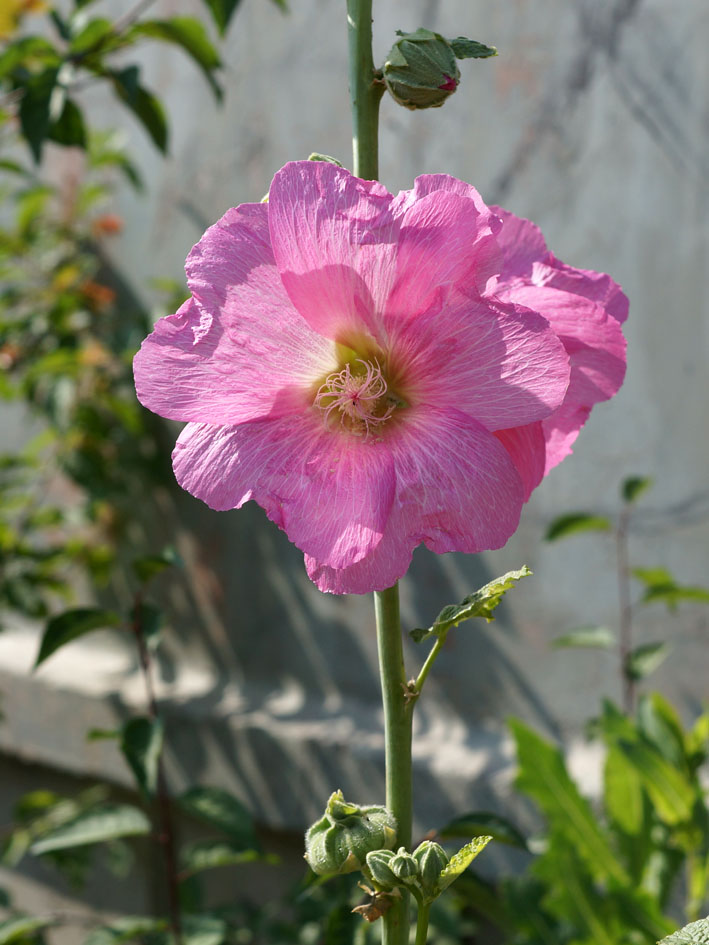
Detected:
[{"left": 133, "top": 161, "right": 626, "bottom": 594}]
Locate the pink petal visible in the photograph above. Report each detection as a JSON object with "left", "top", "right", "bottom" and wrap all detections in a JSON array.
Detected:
[
  {"left": 172, "top": 416, "right": 396, "bottom": 569},
  {"left": 494, "top": 423, "right": 546, "bottom": 502},
  {"left": 542, "top": 403, "right": 591, "bottom": 474},
  {"left": 384, "top": 181, "right": 502, "bottom": 323},
  {"left": 489, "top": 208, "right": 548, "bottom": 283},
  {"left": 267, "top": 161, "right": 397, "bottom": 342},
  {"left": 389, "top": 290, "right": 570, "bottom": 431}
]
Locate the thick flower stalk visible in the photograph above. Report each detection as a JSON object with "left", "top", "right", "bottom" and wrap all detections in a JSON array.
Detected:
[{"left": 133, "top": 160, "right": 627, "bottom": 595}]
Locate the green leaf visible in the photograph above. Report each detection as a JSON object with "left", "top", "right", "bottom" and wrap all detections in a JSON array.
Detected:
[
  {"left": 82, "top": 917, "right": 166, "bottom": 945},
  {"left": 632, "top": 568, "right": 709, "bottom": 610},
  {"left": 181, "top": 915, "right": 227, "bottom": 945},
  {"left": 449, "top": 37, "right": 497, "bottom": 59},
  {"left": 307, "top": 153, "right": 344, "bottom": 166},
  {"left": 439, "top": 812, "right": 528, "bottom": 850},
  {"left": 410, "top": 567, "right": 531, "bottom": 643},
  {"left": 35, "top": 608, "right": 122, "bottom": 668},
  {"left": 509, "top": 718, "right": 628, "bottom": 884},
  {"left": 177, "top": 787, "right": 256, "bottom": 849},
  {"left": 179, "top": 839, "right": 263, "bottom": 876},
  {"left": 622, "top": 475, "right": 652, "bottom": 504},
  {"left": 48, "top": 98, "right": 87, "bottom": 149},
  {"left": 0, "top": 916, "right": 52, "bottom": 944},
  {"left": 69, "top": 18, "right": 115, "bottom": 55},
  {"left": 603, "top": 745, "right": 644, "bottom": 834},
  {"left": 132, "top": 547, "right": 180, "bottom": 584},
  {"left": 110, "top": 67, "right": 168, "bottom": 153},
  {"left": 200, "top": 0, "right": 244, "bottom": 36},
  {"left": 434, "top": 836, "right": 491, "bottom": 896},
  {"left": 659, "top": 918, "right": 709, "bottom": 945},
  {"left": 19, "top": 67, "right": 60, "bottom": 163},
  {"left": 129, "top": 18, "right": 222, "bottom": 101},
  {"left": 120, "top": 717, "right": 163, "bottom": 797},
  {"left": 626, "top": 642, "right": 670, "bottom": 680},
  {"left": 130, "top": 601, "right": 164, "bottom": 652},
  {"left": 30, "top": 805, "right": 151, "bottom": 854},
  {"left": 637, "top": 693, "right": 688, "bottom": 768},
  {"left": 551, "top": 626, "right": 616, "bottom": 649},
  {"left": 545, "top": 513, "right": 612, "bottom": 541}
]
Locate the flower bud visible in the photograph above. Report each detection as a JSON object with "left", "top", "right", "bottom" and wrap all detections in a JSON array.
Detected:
[
  {"left": 304, "top": 790, "right": 397, "bottom": 876},
  {"left": 389, "top": 847, "right": 420, "bottom": 884},
  {"left": 366, "top": 849, "right": 399, "bottom": 890},
  {"left": 413, "top": 841, "right": 449, "bottom": 898},
  {"left": 383, "top": 29, "right": 460, "bottom": 110}
]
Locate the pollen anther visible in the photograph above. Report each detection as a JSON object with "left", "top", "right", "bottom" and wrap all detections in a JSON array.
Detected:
[{"left": 314, "top": 359, "right": 396, "bottom": 437}]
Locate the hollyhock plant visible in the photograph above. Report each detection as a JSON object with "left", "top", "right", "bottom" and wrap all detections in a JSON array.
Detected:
[{"left": 133, "top": 159, "right": 626, "bottom": 595}]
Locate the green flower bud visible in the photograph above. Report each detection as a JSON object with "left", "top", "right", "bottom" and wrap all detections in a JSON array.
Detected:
[
  {"left": 413, "top": 841, "right": 449, "bottom": 898},
  {"left": 383, "top": 29, "right": 460, "bottom": 110},
  {"left": 366, "top": 849, "right": 399, "bottom": 890},
  {"left": 304, "top": 790, "right": 397, "bottom": 876},
  {"left": 389, "top": 847, "right": 420, "bottom": 884}
]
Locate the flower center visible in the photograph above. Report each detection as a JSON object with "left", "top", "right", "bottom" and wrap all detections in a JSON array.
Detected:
[{"left": 314, "top": 359, "right": 399, "bottom": 437}]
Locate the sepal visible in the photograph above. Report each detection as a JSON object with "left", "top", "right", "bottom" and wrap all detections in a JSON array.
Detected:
[{"left": 304, "top": 790, "right": 397, "bottom": 876}]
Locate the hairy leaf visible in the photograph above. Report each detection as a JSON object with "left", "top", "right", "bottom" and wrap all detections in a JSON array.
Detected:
[
  {"left": 410, "top": 567, "right": 531, "bottom": 643},
  {"left": 30, "top": 805, "right": 151, "bottom": 854},
  {"left": 435, "top": 836, "right": 491, "bottom": 896},
  {"left": 545, "top": 513, "right": 612, "bottom": 541},
  {"left": 659, "top": 918, "right": 709, "bottom": 945},
  {"left": 449, "top": 37, "right": 497, "bottom": 59},
  {"left": 35, "top": 608, "right": 122, "bottom": 667}
]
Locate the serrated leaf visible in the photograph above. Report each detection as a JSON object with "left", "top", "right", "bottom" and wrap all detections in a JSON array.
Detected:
[
  {"left": 545, "top": 513, "right": 612, "bottom": 541},
  {"left": 449, "top": 37, "right": 497, "bottom": 59},
  {"left": 552, "top": 626, "right": 616, "bottom": 649},
  {"left": 180, "top": 839, "right": 262, "bottom": 876},
  {"left": 120, "top": 717, "right": 163, "bottom": 797},
  {"left": 129, "top": 18, "right": 222, "bottom": 101},
  {"left": 177, "top": 787, "right": 256, "bottom": 849},
  {"left": 439, "top": 812, "right": 527, "bottom": 850},
  {"left": 410, "top": 567, "right": 531, "bottom": 643},
  {"left": 200, "top": 0, "right": 244, "bottom": 36},
  {"left": 510, "top": 718, "right": 628, "bottom": 884},
  {"left": 626, "top": 642, "right": 670, "bottom": 680},
  {"left": 30, "top": 805, "right": 151, "bottom": 854},
  {"left": 35, "top": 608, "right": 122, "bottom": 668},
  {"left": 0, "top": 915, "right": 52, "bottom": 944},
  {"left": 434, "top": 836, "right": 491, "bottom": 897},
  {"left": 659, "top": 918, "right": 709, "bottom": 945},
  {"left": 622, "top": 475, "right": 652, "bottom": 504},
  {"left": 110, "top": 67, "right": 168, "bottom": 153}
]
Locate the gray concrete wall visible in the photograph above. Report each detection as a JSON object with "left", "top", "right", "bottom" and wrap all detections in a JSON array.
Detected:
[{"left": 2, "top": 0, "right": 708, "bottom": 928}]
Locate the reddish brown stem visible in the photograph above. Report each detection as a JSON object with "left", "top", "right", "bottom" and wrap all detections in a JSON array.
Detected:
[{"left": 616, "top": 507, "right": 634, "bottom": 714}]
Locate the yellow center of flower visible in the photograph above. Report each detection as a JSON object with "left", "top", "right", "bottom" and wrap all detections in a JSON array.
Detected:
[{"left": 314, "top": 359, "right": 403, "bottom": 437}]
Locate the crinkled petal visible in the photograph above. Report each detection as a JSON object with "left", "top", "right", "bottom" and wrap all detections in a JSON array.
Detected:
[
  {"left": 494, "top": 423, "right": 547, "bottom": 502},
  {"left": 172, "top": 417, "right": 395, "bottom": 569},
  {"left": 390, "top": 405, "right": 524, "bottom": 555},
  {"left": 542, "top": 403, "right": 591, "bottom": 474},
  {"left": 384, "top": 180, "right": 502, "bottom": 323},
  {"left": 305, "top": 504, "right": 415, "bottom": 595},
  {"left": 267, "top": 161, "right": 397, "bottom": 342},
  {"left": 389, "top": 290, "right": 570, "bottom": 431}
]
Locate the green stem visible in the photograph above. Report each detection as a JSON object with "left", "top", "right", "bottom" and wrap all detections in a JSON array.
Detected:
[
  {"left": 347, "top": 0, "right": 385, "bottom": 179},
  {"left": 375, "top": 585, "right": 413, "bottom": 945},
  {"left": 414, "top": 902, "right": 431, "bottom": 945},
  {"left": 414, "top": 631, "right": 448, "bottom": 694}
]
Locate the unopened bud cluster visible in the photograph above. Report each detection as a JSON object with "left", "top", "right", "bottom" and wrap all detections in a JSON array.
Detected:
[
  {"left": 366, "top": 840, "right": 450, "bottom": 901},
  {"left": 304, "top": 790, "right": 397, "bottom": 876}
]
